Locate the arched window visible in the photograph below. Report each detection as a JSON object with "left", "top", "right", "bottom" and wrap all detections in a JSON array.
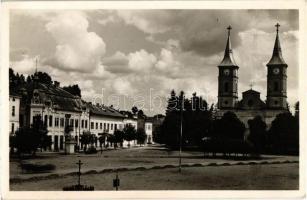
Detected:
[
  {"left": 224, "top": 82, "right": 229, "bottom": 92},
  {"left": 274, "top": 81, "right": 279, "bottom": 92}
]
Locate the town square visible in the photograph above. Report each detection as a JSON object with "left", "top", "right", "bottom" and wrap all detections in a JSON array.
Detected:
[{"left": 5, "top": 8, "right": 300, "bottom": 194}]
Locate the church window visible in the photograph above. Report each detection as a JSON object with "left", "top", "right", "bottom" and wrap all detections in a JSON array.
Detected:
[
  {"left": 224, "top": 101, "right": 228, "bottom": 105},
  {"left": 224, "top": 82, "right": 229, "bottom": 92},
  {"left": 274, "top": 82, "right": 279, "bottom": 92}
]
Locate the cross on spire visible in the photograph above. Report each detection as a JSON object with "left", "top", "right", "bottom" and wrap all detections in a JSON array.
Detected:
[
  {"left": 227, "top": 25, "right": 232, "bottom": 36},
  {"left": 35, "top": 58, "right": 38, "bottom": 73},
  {"left": 249, "top": 82, "right": 254, "bottom": 90},
  {"left": 275, "top": 23, "right": 280, "bottom": 33}
]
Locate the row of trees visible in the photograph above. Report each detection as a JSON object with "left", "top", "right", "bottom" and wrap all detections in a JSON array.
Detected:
[
  {"left": 157, "top": 90, "right": 299, "bottom": 155},
  {"left": 10, "top": 119, "right": 148, "bottom": 156},
  {"left": 80, "top": 124, "right": 147, "bottom": 151}
]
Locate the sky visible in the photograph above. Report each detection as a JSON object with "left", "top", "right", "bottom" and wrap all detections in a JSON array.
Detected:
[{"left": 9, "top": 9, "right": 299, "bottom": 115}]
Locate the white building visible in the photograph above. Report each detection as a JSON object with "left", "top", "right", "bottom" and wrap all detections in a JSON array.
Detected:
[
  {"left": 16, "top": 80, "right": 127, "bottom": 151},
  {"left": 9, "top": 94, "right": 21, "bottom": 135},
  {"left": 145, "top": 121, "right": 153, "bottom": 144}
]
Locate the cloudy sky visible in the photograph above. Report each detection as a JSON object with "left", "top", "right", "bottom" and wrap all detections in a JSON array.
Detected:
[{"left": 10, "top": 9, "right": 299, "bottom": 115}]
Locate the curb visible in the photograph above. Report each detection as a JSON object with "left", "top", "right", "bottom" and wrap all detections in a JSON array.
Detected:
[{"left": 10, "top": 160, "right": 299, "bottom": 183}]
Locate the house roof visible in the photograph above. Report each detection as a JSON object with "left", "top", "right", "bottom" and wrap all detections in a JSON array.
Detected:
[{"left": 87, "top": 103, "right": 125, "bottom": 118}]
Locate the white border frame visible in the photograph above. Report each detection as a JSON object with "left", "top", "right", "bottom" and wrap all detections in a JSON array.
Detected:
[{"left": 1, "top": 1, "right": 306, "bottom": 199}]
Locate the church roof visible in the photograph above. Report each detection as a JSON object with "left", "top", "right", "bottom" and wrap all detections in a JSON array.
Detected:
[
  {"left": 242, "top": 89, "right": 260, "bottom": 94},
  {"left": 219, "top": 25, "right": 238, "bottom": 67},
  {"left": 267, "top": 23, "right": 287, "bottom": 66}
]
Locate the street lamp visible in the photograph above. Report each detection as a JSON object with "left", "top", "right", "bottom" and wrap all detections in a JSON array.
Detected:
[{"left": 179, "top": 93, "right": 184, "bottom": 173}]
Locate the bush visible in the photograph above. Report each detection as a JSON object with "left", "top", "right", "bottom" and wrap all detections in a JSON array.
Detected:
[
  {"left": 85, "top": 146, "right": 97, "bottom": 154},
  {"left": 63, "top": 184, "right": 94, "bottom": 191},
  {"left": 20, "top": 163, "right": 56, "bottom": 173}
]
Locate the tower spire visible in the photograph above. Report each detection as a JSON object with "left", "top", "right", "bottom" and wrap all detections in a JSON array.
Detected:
[
  {"left": 267, "top": 23, "right": 287, "bottom": 66},
  {"left": 219, "top": 25, "right": 237, "bottom": 67}
]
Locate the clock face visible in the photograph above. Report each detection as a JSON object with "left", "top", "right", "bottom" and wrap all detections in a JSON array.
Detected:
[
  {"left": 273, "top": 68, "right": 280, "bottom": 75},
  {"left": 224, "top": 69, "right": 230, "bottom": 76}
]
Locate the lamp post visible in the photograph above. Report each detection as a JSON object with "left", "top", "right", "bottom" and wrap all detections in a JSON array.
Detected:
[{"left": 179, "top": 93, "right": 184, "bottom": 173}]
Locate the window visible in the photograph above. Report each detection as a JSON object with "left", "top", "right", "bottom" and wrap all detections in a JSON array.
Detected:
[
  {"left": 55, "top": 118, "right": 59, "bottom": 127},
  {"left": 11, "top": 123, "right": 14, "bottom": 134},
  {"left": 49, "top": 115, "right": 53, "bottom": 127},
  {"left": 114, "top": 124, "right": 117, "bottom": 130},
  {"left": 12, "top": 106, "right": 15, "bottom": 116},
  {"left": 100, "top": 123, "right": 102, "bottom": 130},
  {"left": 85, "top": 120, "right": 88, "bottom": 129},
  {"left": 60, "top": 118, "right": 64, "bottom": 127},
  {"left": 107, "top": 123, "right": 110, "bottom": 130},
  {"left": 44, "top": 115, "right": 48, "bottom": 126},
  {"left": 111, "top": 124, "right": 113, "bottom": 130},
  {"left": 70, "top": 119, "right": 74, "bottom": 126},
  {"left": 224, "top": 82, "right": 229, "bottom": 92},
  {"left": 224, "top": 100, "right": 228, "bottom": 105},
  {"left": 95, "top": 122, "right": 98, "bottom": 129},
  {"left": 81, "top": 120, "right": 84, "bottom": 128},
  {"left": 274, "top": 82, "right": 279, "bottom": 92},
  {"left": 65, "top": 118, "right": 69, "bottom": 127},
  {"left": 91, "top": 122, "right": 94, "bottom": 129},
  {"left": 12, "top": 98, "right": 15, "bottom": 102},
  {"left": 104, "top": 123, "right": 106, "bottom": 131},
  {"left": 75, "top": 119, "right": 78, "bottom": 128}
]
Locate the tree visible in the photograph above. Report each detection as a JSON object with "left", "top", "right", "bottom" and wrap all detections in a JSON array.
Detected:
[
  {"left": 62, "top": 84, "right": 81, "bottom": 97},
  {"left": 136, "top": 128, "right": 147, "bottom": 146},
  {"left": 80, "top": 131, "right": 95, "bottom": 152},
  {"left": 137, "top": 110, "right": 145, "bottom": 118},
  {"left": 13, "top": 115, "right": 50, "bottom": 156},
  {"left": 212, "top": 111, "right": 246, "bottom": 140},
  {"left": 131, "top": 106, "right": 138, "bottom": 115},
  {"left": 114, "top": 130, "right": 124, "bottom": 148},
  {"left": 268, "top": 112, "right": 299, "bottom": 154},
  {"left": 247, "top": 116, "right": 267, "bottom": 154},
  {"left": 123, "top": 124, "right": 136, "bottom": 147},
  {"left": 31, "top": 71, "right": 53, "bottom": 85}
]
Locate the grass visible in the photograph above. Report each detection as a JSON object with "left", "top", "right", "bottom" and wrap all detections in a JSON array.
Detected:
[{"left": 10, "top": 163, "right": 299, "bottom": 191}]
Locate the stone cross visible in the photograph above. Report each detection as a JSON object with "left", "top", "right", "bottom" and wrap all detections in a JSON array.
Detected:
[{"left": 76, "top": 160, "right": 83, "bottom": 186}]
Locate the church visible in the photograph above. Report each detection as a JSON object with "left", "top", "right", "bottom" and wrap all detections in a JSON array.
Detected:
[{"left": 215, "top": 23, "right": 289, "bottom": 126}]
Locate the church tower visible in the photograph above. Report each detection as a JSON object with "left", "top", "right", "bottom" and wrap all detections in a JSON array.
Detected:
[
  {"left": 266, "top": 23, "right": 288, "bottom": 109},
  {"left": 217, "top": 26, "right": 239, "bottom": 109}
]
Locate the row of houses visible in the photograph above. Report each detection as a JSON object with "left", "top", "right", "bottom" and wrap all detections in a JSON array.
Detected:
[{"left": 9, "top": 76, "right": 155, "bottom": 151}]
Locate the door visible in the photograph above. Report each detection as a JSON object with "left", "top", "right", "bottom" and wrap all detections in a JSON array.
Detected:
[{"left": 54, "top": 135, "right": 59, "bottom": 151}]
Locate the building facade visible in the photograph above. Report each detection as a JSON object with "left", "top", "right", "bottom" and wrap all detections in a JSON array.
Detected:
[
  {"left": 9, "top": 94, "right": 21, "bottom": 135},
  {"left": 9, "top": 78, "right": 140, "bottom": 151},
  {"left": 216, "top": 24, "right": 289, "bottom": 127}
]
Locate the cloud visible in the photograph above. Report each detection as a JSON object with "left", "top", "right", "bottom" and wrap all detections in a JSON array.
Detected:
[
  {"left": 115, "top": 10, "right": 298, "bottom": 57},
  {"left": 155, "top": 48, "right": 182, "bottom": 77},
  {"left": 128, "top": 49, "right": 157, "bottom": 72},
  {"left": 102, "top": 51, "right": 130, "bottom": 73},
  {"left": 45, "top": 11, "right": 106, "bottom": 73},
  {"left": 10, "top": 54, "right": 37, "bottom": 75}
]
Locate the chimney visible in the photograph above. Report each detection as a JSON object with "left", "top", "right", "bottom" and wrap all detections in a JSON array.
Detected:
[{"left": 54, "top": 81, "right": 60, "bottom": 87}]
